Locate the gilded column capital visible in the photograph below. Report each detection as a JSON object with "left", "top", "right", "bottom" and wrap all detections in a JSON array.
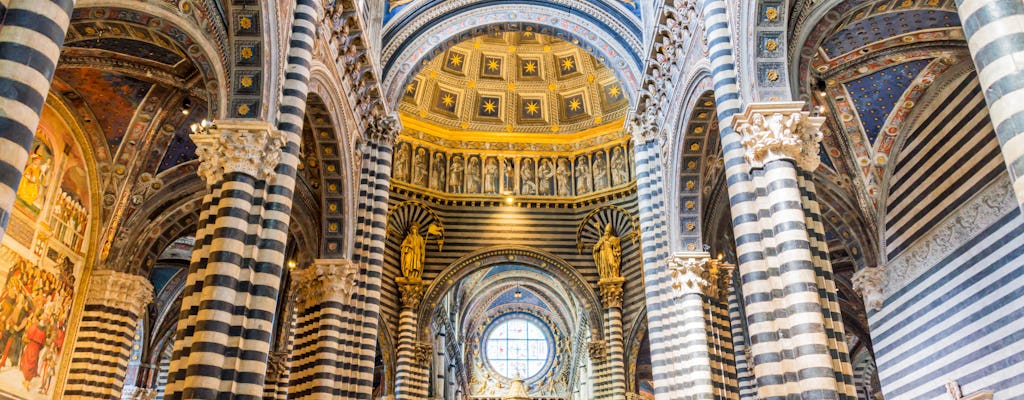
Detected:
[
  {"left": 598, "top": 277, "right": 625, "bottom": 309},
  {"left": 414, "top": 342, "right": 433, "bottom": 364},
  {"left": 852, "top": 265, "right": 886, "bottom": 312},
  {"left": 396, "top": 277, "right": 425, "bottom": 309},
  {"left": 733, "top": 102, "right": 825, "bottom": 171},
  {"left": 588, "top": 340, "right": 609, "bottom": 361},
  {"left": 667, "top": 252, "right": 734, "bottom": 299},
  {"left": 189, "top": 120, "right": 286, "bottom": 185},
  {"left": 292, "top": 258, "right": 359, "bottom": 308},
  {"left": 87, "top": 270, "right": 153, "bottom": 316}
]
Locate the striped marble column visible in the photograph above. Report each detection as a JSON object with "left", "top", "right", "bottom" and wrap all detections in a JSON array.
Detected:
[
  {"left": 954, "top": 0, "right": 1024, "bottom": 208},
  {"left": 394, "top": 281, "right": 429, "bottom": 400},
  {"left": 289, "top": 259, "right": 359, "bottom": 399},
  {"left": 726, "top": 288, "right": 756, "bottom": 399},
  {"left": 599, "top": 278, "right": 627, "bottom": 400},
  {"left": 63, "top": 270, "right": 153, "bottom": 399},
  {"left": 665, "top": 252, "right": 726, "bottom": 400},
  {"left": 0, "top": 0, "right": 75, "bottom": 239}
]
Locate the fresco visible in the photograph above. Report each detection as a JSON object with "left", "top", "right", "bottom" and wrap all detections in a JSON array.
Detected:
[{"left": 0, "top": 114, "right": 90, "bottom": 399}]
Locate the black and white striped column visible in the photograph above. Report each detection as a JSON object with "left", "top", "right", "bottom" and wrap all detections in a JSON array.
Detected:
[
  {"left": 394, "top": 281, "right": 429, "bottom": 400},
  {"left": 954, "top": 0, "right": 1024, "bottom": 209},
  {"left": 0, "top": 0, "right": 75, "bottom": 239},
  {"left": 665, "top": 253, "right": 722, "bottom": 400},
  {"left": 63, "top": 270, "right": 153, "bottom": 399},
  {"left": 598, "top": 279, "right": 627, "bottom": 400}
]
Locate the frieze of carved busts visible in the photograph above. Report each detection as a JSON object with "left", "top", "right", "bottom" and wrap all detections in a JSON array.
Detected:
[
  {"left": 292, "top": 258, "right": 359, "bottom": 308},
  {"left": 87, "top": 270, "right": 153, "bottom": 317},
  {"left": 190, "top": 120, "right": 285, "bottom": 185},
  {"left": 852, "top": 265, "right": 886, "bottom": 312},
  {"left": 733, "top": 102, "right": 825, "bottom": 171}
]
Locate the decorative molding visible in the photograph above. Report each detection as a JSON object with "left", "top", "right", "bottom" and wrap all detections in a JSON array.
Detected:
[
  {"left": 851, "top": 265, "right": 885, "bottom": 312},
  {"left": 292, "top": 258, "right": 360, "bottom": 308},
  {"left": 190, "top": 120, "right": 285, "bottom": 184},
  {"left": 884, "top": 175, "right": 1016, "bottom": 298},
  {"left": 87, "top": 270, "right": 153, "bottom": 316},
  {"left": 734, "top": 102, "right": 824, "bottom": 171}
]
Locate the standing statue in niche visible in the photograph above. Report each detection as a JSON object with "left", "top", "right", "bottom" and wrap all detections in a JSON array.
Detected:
[
  {"left": 521, "top": 159, "right": 537, "bottom": 195},
  {"left": 503, "top": 159, "right": 515, "bottom": 193},
  {"left": 394, "top": 144, "right": 410, "bottom": 181},
  {"left": 575, "top": 156, "right": 591, "bottom": 194},
  {"left": 593, "top": 152, "right": 608, "bottom": 190},
  {"left": 467, "top": 157, "right": 481, "bottom": 193},
  {"left": 538, "top": 159, "right": 554, "bottom": 195},
  {"left": 412, "top": 148, "right": 428, "bottom": 187},
  {"left": 593, "top": 223, "right": 621, "bottom": 280},
  {"left": 556, "top": 158, "right": 571, "bottom": 196},
  {"left": 400, "top": 221, "right": 425, "bottom": 282},
  {"left": 484, "top": 158, "right": 498, "bottom": 194},
  {"left": 449, "top": 155, "right": 464, "bottom": 193},
  {"left": 611, "top": 147, "right": 627, "bottom": 185},
  {"left": 430, "top": 152, "right": 445, "bottom": 191}
]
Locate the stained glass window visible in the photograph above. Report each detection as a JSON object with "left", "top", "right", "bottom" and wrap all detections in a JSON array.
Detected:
[{"left": 484, "top": 317, "right": 550, "bottom": 379}]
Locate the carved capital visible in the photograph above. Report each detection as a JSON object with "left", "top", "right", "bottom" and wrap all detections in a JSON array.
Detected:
[
  {"left": 667, "top": 252, "right": 733, "bottom": 299},
  {"left": 733, "top": 102, "right": 824, "bottom": 171},
  {"left": 121, "top": 385, "right": 158, "bottom": 400},
  {"left": 292, "top": 259, "right": 359, "bottom": 308},
  {"left": 852, "top": 265, "right": 886, "bottom": 312},
  {"left": 266, "top": 350, "right": 290, "bottom": 380},
  {"left": 396, "top": 278, "right": 425, "bottom": 309},
  {"left": 588, "top": 340, "right": 608, "bottom": 361},
  {"left": 190, "top": 120, "right": 285, "bottom": 185},
  {"left": 628, "top": 106, "right": 663, "bottom": 147},
  {"left": 364, "top": 113, "right": 401, "bottom": 147},
  {"left": 598, "top": 277, "right": 625, "bottom": 309},
  {"left": 414, "top": 342, "right": 433, "bottom": 364},
  {"left": 87, "top": 270, "right": 153, "bottom": 316}
]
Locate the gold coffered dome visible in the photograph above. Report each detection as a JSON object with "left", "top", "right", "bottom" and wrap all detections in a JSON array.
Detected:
[{"left": 399, "top": 31, "right": 630, "bottom": 137}]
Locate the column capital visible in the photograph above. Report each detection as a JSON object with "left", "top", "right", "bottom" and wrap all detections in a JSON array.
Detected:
[
  {"left": 364, "top": 113, "right": 401, "bottom": 147},
  {"left": 396, "top": 277, "right": 425, "bottom": 309},
  {"left": 588, "top": 340, "right": 609, "bottom": 361},
  {"left": 852, "top": 265, "right": 886, "bottom": 312},
  {"left": 733, "top": 102, "right": 825, "bottom": 171},
  {"left": 87, "top": 270, "right": 153, "bottom": 316},
  {"left": 189, "top": 119, "right": 286, "bottom": 185},
  {"left": 414, "top": 342, "right": 433, "bottom": 364},
  {"left": 292, "top": 258, "right": 359, "bottom": 308},
  {"left": 598, "top": 277, "right": 625, "bottom": 309},
  {"left": 667, "top": 252, "right": 734, "bottom": 299},
  {"left": 627, "top": 107, "right": 664, "bottom": 147}
]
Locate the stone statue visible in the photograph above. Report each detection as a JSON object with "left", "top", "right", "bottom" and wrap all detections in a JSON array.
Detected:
[
  {"left": 538, "top": 159, "right": 554, "bottom": 195},
  {"left": 521, "top": 159, "right": 536, "bottom": 195},
  {"left": 593, "top": 152, "right": 608, "bottom": 190},
  {"left": 430, "top": 152, "right": 445, "bottom": 190},
  {"left": 575, "top": 156, "right": 591, "bottom": 194},
  {"left": 593, "top": 223, "right": 621, "bottom": 280},
  {"left": 449, "top": 156, "right": 464, "bottom": 193},
  {"left": 484, "top": 158, "right": 498, "bottom": 194},
  {"left": 468, "top": 157, "right": 481, "bottom": 193},
  {"left": 394, "top": 144, "right": 410, "bottom": 181},
  {"left": 412, "top": 148, "right": 428, "bottom": 187},
  {"left": 611, "top": 147, "right": 627, "bottom": 185},
  {"left": 400, "top": 221, "right": 425, "bottom": 282},
  {"left": 503, "top": 159, "right": 516, "bottom": 193},
  {"left": 556, "top": 158, "right": 571, "bottom": 196}
]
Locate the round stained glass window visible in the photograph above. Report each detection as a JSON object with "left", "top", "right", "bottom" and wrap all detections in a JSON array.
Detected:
[{"left": 484, "top": 317, "right": 551, "bottom": 379}]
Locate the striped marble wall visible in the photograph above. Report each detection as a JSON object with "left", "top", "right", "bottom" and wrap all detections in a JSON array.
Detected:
[{"left": 875, "top": 70, "right": 1024, "bottom": 398}]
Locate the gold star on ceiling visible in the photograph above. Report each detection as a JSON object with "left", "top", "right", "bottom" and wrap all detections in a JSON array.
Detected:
[
  {"left": 406, "top": 83, "right": 416, "bottom": 93},
  {"left": 442, "top": 93, "right": 455, "bottom": 107},
  {"left": 483, "top": 100, "right": 497, "bottom": 113},
  {"left": 561, "top": 57, "right": 575, "bottom": 71},
  {"left": 525, "top": 101, "right": 539, "bottom": 115},
  {"left": 568, "top": 98, "right": 581, "bottom": 111},
  {"left": 523, "top": 61, "right": 537, "bottom": 73},
  {"left": 487, "top": 59, "right": 500, "bottom": 71},
  {"left": 449, "top": 53, "right": 463, "bottom": 66},
  {"left": 608, "top": 86, "right": 621, "bottom": 97}
]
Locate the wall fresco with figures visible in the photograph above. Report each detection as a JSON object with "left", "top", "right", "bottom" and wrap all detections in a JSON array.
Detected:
[
  {"left": 392, "top": 139, "right": 635, "bottom": 198},
  {"left": 0, "top": 112, "right": 90, "bottom": 399}
]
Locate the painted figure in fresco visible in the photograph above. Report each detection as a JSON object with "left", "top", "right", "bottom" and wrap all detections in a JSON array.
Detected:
[
  {"left": 521, "top": 159, "right": 537, "bottom": 195},
  {"left": 400, "top": 221, "right": 425, "bottom": 282},
  {"left": 556, "top": 158, "right": 571, "bottom": 196},
  {"left": 394, "top": 144, "right": 410, "bottom": 181},
  {"left": 593, "top": 223, "right": 622, "bottom": 280},
  {"left": 430, "top": 152, "right": 445, "bottom": 191},
  {"left": 467, "top": 157, "right": 481, "bottom": 193},
  {"left": 575, "top": 157, "right": 591, "bottom": 194},
  {"left": 16, "top": 153, "right": 50, "bottom": 211},
  {"left": 611, "top": 147, "right": 627, "bottom": 185},
  {"left": 449, "top": 156, "right": 464, "bottom": 193},
  {"left": 413, "top": 148, "right": 428, "bottom": 187},
  {"left": 538, "top": 159, "right": 554, "bottom": 195},
  {"left": 503, "top": 159, "right": 515, "bottom": 193},
  {"left": 593, "top": 152, "right": 608, "bottom": 190},
  {"left": 484, "top": 158, "right": 498, "bottom": 194}
]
